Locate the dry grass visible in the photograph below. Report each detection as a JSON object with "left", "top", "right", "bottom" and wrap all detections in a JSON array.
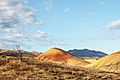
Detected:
[
  {"left": 88, "top": 51, "right": 120, "bottom": 72},
  {"left": 84, "top": 58, "right": 99, "bottom": 64},
  {"left": 0, "top": 57, "right": 120, "bottom": 80}
]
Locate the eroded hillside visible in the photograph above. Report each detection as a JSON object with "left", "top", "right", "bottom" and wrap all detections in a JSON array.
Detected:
[{"left": 0, "top": 57, "right": 120, "bottom": 80}]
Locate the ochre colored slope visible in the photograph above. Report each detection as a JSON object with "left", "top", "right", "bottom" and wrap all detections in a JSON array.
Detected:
[
  {"left": 88, "top": 51, "right": 120, "bottom": 72},
  {"left": 36, "top": 48, "right": 89, "bottom": 66}
]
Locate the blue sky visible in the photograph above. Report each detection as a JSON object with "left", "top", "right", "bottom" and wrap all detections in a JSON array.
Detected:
[{"left": 0, "top": 0, "right": 120, "bottom": 54}]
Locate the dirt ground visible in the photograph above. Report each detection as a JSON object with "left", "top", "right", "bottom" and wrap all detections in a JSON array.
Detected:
[{"left": 0, "top": 57, "right": 120, "bottom": 80}]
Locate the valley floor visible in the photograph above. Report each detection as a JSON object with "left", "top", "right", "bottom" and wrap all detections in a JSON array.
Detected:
[{"left": 0, "top": 57, "right": 120, "bottom": 80}]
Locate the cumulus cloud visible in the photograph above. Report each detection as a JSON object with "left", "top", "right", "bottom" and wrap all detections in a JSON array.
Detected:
[
  {"left": 0, "top": 0, "right": 37, "bottom": 28},
  {"left": 0, "top": 28, "right": 48, "bottom": 49},
  {"left": 32, "top": 30, "right": 47, "bottom": 40},
  {"left": 0, "top": 0, "right": 66, "bottom": 49},
  {"left": 31, "top": 30, "right": 67, "bottom": 46},
  {"left": 0, "top": 0, "right": 38, "bottom": 49},
  {"left": 0, "top": 28, "right": 24, "bottom": 42},
  {"left": 107, "top": 19, "right": 120, "bottom": 30}
]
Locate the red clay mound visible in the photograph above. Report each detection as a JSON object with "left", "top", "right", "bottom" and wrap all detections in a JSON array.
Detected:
[{"left": 36, "top": 48, "right": 89, "bottom": 66}]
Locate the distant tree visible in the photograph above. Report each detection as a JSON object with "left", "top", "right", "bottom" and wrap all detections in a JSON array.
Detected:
[{"left": 16, "top": 43, "right": 22, "bottom": 62}]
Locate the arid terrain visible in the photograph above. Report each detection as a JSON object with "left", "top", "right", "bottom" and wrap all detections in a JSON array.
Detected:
[
  {"left": 0, "top": 57, "right": 120, "bottom": 80},
  {"left": 0, "top": 0, "right": 119, "bottom": 79},
  {"left": 36, "top": 48, "right": 89, "bottom": 66},
  {"left": 88, "top": 51, "right": 120, "bottom": 72},
  {"left": 1, "top": 48, "right": 120, "bottom": 80}
]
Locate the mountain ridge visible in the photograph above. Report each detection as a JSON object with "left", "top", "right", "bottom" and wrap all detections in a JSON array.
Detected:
[{"left": 68, "top": 49, "right": 107, "bottom": 58}]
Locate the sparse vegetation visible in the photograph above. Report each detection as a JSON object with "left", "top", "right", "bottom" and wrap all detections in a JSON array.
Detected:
[
  {"left": 88, "top": 51, "right": 120, "bottom": 72},
  {"left": 0, "top": 49, "right": 39, "bottom": 58},
  {"left": 0, "top": 57, "right": 120, "bottom": 80}
]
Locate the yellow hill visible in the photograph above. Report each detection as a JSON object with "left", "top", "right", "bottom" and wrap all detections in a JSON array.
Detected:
[{"left": 88, "top": 51, "right": 120, "bottom": 72}]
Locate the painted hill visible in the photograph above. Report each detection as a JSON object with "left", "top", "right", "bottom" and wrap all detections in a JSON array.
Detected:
[
  {"left": 68, "top": 49, "right": 107, "bottom": 58},
  {"left": 36, "top": 48, "right": 89, "bottom": 66},
  {"left": 88, "top": 51, "right": 120, "bottom": 72}
]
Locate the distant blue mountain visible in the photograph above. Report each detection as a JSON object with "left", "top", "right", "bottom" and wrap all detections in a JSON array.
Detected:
[{"left": 68, "top": 49, "right": 107, "bottom": 57}]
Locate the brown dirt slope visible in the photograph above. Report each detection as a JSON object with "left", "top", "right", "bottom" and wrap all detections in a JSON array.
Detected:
[
  {"left": 36, "top": 48, "right": 89, "bottom": 66},
  {"left": 0, "top": 57, "right": 120, "bottom": 80},
  {"left": 88, "top": 51, "right": 120, "bottom": 72}
]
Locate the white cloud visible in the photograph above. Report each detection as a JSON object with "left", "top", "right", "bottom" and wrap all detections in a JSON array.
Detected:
[
  {"left": 32, "top": 30, "right": 47, "bottom": 40},
  {"left": 0, "top": 0, "right": 38, "bottom": 49},
  {"left": 107, "top": 19, "right": 120, "bottom": 30},
  {"left": 0, "top": 0, "right": 37, "bottom": 28},
  {"left": 32, "top": 30, "right": 66, "bottom": 46},
  {"left": 0, "top": 0, "right": 66, "bottom": 49},
  {"left": 0, "top": 28, "right": 25, "bottom": 43}
]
